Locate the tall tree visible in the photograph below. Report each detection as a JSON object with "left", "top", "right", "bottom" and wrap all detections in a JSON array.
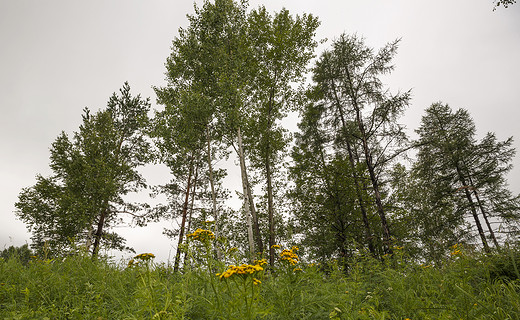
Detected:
[
  {"left": 312, "top": 34, "right": 411, "bottom": 254},
  {"left": 155, "top": 0, "right": 263, "bottom": 259},
  {"left": 16, "top": 83, "right": 151, "bottom": 257},
  {"left": 153, "top": 87, "right": 214, "bottom": 270},
  {"left": 290, "top": 100, "right": 378, "bottom": 264},
  {"left": 245, "top": 6, "right": 319, "bottom": 266},
  {"left": 414, "top": 102, "right": 520, "bottom": 252}
]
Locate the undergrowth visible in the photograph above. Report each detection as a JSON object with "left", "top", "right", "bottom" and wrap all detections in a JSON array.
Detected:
[{"left": 1, "top": 238, "right": 519, "bottom": 319}]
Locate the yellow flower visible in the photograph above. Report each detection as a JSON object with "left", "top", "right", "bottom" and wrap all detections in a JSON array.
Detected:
[
  {"left": 253, "top": 278, "right": 261, "bottom": 285},
  {"left": 293, "top": 267, "right": 303, "bottom": 272},
  {"left": 186, "top": 228, "right": 215, "bottom": 242},
  {"left": 134, "top": 253, "right": 155, "bottom": 261},
  {"left": 280, "top": 248, "right": 299, "bottom": 265},
  {"left": 254, "top": 258, "right": 268, "bottom": 266},
  {"left": 218, "top": 262, "right": 264, "bottom": 280},
  {"left": 271, "top": 244, "right": 281, "bottom": 249}
]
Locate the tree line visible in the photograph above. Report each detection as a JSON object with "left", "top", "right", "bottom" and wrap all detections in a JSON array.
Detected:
[{"left": 15, "top": 0, "right": 520, "bottom": 267}]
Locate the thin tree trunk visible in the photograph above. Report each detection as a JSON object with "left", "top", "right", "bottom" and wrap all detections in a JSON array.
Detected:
[
  {"left": 464, "top": 165, "right": 499, "bottom": 248},
  {"left": 85, "top": 228, "right": 93, "bottom": 254},
  {"left": 206, "top": 126, "right": 222, "bottom": 260},
  {"left": 266, "top": 87, "right": 276, "bottom": 268},
  {"left": 237, "top": 127, "right": 256, "bottom": 260},
  {"left": 92, "top": 206, "right": 108, "bottom": 257},
  {"left": 331, "top": 80, "right": 376, "bottom": 256},
  {"left": 182, "top": 159, "right": 199, "bottom": 271},
  {"left": 340, "top": 63, "right": 392, "bottom": 254},
  {"left": 174, "top": 156, "right": 194, "bottom": 272},
  {"left": 237, "top": 128, "right": 263, "bottom": 254},
  {"left": 91, "top": 129, "right": 126, "bottom": 258},
  {"left": 455, "top": 165, "right": 491, "bottom": 253},
  {"left": 355, "top": 108, "right": 392, "bottom": 254},
  {"left": 266, "top": 154, "right": 275, "bottom": 267},
  {"left": 346, "top": 141, "right": 376, "bottom": 256}
]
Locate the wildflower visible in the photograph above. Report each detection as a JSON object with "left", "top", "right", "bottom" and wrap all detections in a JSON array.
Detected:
[
  {"left": 218, "top": 263, "right": 264, "bottom": 280},
  {"left": 293, "top": 267, "right": 303, "bottom": 272},
  {"left": 450, "top": 244, "right": 462, "bottom": 256},
  {"left": 254, "top": 258, "right": 268, "bottom": 266},
  {"left": 271, "top": 244, "right": 280, "bottom": 249},
  {"left": 253, "top": 278, "right": 261, "bottom": 285},
  {"left": 134, "top": 253, "right": 155, "bottom": 261},
  {"left": 280, "top": 247, "right": 299, "bottom": 265},
  {"left": 186, "top": 228, "right": 215, "bottom": 242},
  {"left": 127, "top": 259, "right": 139, "bottom": 268}
]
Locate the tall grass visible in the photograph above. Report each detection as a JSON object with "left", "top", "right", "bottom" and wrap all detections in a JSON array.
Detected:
[{"left": 1, "top": 241, "right": 519, "bottom": 319}]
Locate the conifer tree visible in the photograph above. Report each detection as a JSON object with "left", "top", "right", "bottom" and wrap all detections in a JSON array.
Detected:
[
  {"left": 312, "top": 34, "right": 411, "bottom": 254},
  {"left": 414, "top": 102, "right": 520, "bottom": 252}
]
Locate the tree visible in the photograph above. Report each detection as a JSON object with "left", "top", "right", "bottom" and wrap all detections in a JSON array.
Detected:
[
  {"left": 289, "top": 100, "right": 378, "bottom": 264},
  {"left": 413, "top": 102, "right": 520, "bottom": 252},
  {"left": 244, "top": 6, "right": 319, "bottom": 266},
  {"left": 312, "top": 34, "right": 411, "bottom": 254},
  {"left": 0, "top": 244, "right": 34, "bottom": 265},
  {"left": 156, "top": 0, "right": 319, "bottom": 267},
  {"left": 154, "top": 0, "right": 262, "bottom": 261},
  {"left": 494, "top": 0, "right": 516, "bottom": 10},
  {"left": 16, "top": 83, "right": 151, "bottom": 257},
  {"left": 388, "top": 163, "right": 466, "bottom": 262}
]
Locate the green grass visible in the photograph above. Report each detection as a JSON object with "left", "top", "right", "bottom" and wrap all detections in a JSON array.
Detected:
[{"left": 1, "top": 244, "right": 519, "bottom": 319}]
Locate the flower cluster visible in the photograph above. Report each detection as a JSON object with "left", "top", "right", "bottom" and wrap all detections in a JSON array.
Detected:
[
  {"left": 134, "top": 253, "right": 155, "bottom": 261},
  {"left": 217, "top": 263, "right": 264, "bottom": 280},
  {"left": 253, "top": 258, "right": 268, "bottom": 266},
  {"left": 127, "top": 252, "right": 155, "bottom": 268},
  {"left": 186, "top": 228, "right": 215, "bottom": 242},
  {"left": 450, "top": 243, "right": 463, "bottom": 256},
  {"left": 280, "top": 246, "right": 299, "bottom": 265}
]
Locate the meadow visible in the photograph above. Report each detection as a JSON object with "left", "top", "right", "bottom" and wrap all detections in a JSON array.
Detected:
[{"left": 1, "top": 237, "right": 519, "bottom": 320}]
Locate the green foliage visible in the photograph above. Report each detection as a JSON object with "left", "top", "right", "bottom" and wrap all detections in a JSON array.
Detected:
[
  {"left": 2, "top": 245, "right": 520, "bottom": 319},
  {"left": 0, "top": 244, "right": 33, "bottom": 266},
  {"left": 411, "top": 102, "right": 520, "bottom": 254},
  {"left": 15, "top": 82, "right": 152, "bottom": 257}
]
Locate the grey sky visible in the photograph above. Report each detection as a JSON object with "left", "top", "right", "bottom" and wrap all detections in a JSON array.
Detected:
[{"left": 1, "top": 0, "right": 519, "bottom": 262}]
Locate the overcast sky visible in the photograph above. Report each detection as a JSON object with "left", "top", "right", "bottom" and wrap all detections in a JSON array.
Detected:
[{"left": 1, "top": 0, "right": 519, "bottom": 262}]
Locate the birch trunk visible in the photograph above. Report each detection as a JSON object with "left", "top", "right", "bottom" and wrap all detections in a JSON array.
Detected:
[
  {"left": 206, "top": 126, "right": 222, "bottom": 260},
  {"left": 237, "top": 127, "right": 256, "bottom": 260}
]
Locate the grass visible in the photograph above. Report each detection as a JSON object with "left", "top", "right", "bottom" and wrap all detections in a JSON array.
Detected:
[{"left": 1, "top": 241, "right": 519, "bottom": 319}]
